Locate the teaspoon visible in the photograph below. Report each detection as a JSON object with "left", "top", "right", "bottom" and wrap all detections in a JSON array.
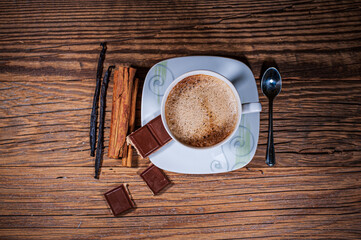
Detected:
[{"left": 261, "top": 67, "right": 282, "bottom": 167}]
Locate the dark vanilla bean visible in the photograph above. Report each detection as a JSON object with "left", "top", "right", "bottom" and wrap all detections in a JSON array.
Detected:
[
  {"left": 90, "top": 42, "right": 107, "bottom": 157},
  {"left": 95, "top": 66, "right": 114, "bottom": 179}
]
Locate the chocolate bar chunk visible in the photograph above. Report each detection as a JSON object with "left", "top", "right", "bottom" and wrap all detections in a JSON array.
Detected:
[
  {"left": 140, "top": 165, "right": 171, "bottom": 195},
  {"left": 147, "top": 116, "right": 172, "bottom": 146},
  {"left": 127, "top": 115, "right": 172, "bottom": 158},
  {"left": 104, "top": 184, "right": 135, "bottom": 216},
  {"left": 127, "top": 126, "right": 160, "bottom": 158}
]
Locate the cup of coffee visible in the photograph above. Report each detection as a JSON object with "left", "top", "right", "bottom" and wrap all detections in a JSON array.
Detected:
[{"left": 161, "top": 70, "right": 261, "bottom": 150}]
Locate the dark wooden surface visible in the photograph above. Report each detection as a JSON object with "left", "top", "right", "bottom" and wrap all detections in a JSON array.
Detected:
[{"left": 1, "top": 0, "right": 361, "bottom": 239}]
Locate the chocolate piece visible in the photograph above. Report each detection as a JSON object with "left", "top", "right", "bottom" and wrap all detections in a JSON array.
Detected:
[
  {"left": 140, "top": 164, "right": 171, "bottom": 195},
  {"left": 147, "top": 116, "right": 172, "bottom": 146},
  {"left": 127, "top": 125, "right": 160, "bottom": 158},
  {"left": 127, "top": 115, "right": 172, "bottom": 158},
  {"left": 104, "top": 184, "right": 135, "bottom": 216}
]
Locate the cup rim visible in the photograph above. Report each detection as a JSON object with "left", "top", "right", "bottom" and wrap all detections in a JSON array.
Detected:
[{"left": 160, "top": 70, "right": 242, "bottom": 150}]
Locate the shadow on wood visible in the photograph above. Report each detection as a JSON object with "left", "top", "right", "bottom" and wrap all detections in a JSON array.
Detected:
[{"left": 259, "top": 58, "right": 280, "bottom": 83}]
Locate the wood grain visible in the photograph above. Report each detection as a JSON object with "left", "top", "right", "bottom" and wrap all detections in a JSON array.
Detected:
[
  {"left": 1, "top": 78, "right": 359, "bottom": 167},
  {"left": 0, "top": 0, "right": 360, "bottom": 239},
  {"left": 0, "top": 167, "right": 360, "bottom": 239}
]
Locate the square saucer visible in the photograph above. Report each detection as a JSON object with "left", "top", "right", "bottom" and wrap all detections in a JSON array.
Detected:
[{"left": 141, "top": 56, "right": 260, "bottom": 174}]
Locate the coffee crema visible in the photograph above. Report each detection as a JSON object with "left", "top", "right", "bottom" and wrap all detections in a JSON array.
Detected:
[{"left": 165, "top": 74, "right": 239, "bottom": 147}]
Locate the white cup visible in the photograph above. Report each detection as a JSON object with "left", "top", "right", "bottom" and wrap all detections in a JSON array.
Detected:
[{"left": 161, "top": 70, "right": 262, "bottom": 150}]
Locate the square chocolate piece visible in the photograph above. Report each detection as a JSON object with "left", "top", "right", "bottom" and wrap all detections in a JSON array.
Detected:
[
  {"left": 104, "top": 184, "right": 135, "bottom": 216},
  {"left": 140, "top": 165, "right": 171, "bottom": 195},
  {"left": 147, "top": 115, "right": 172, "bottom": 145},
  {"left": 127, "top": 115, "right": 172, "bottom": 159},
  {"left": 127, "top": 124, "right": 160, "bottom": 158}
]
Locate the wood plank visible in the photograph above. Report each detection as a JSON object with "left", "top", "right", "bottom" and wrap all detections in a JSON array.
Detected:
[
  {"left": 0, "top": 0, "right": 360, "bottom": 81},
  {"left": 0, "top": 167, "right": 360, "bottom": 239},
  {"left": 0, "top": 78, "right": 360, "bottom": 167}
]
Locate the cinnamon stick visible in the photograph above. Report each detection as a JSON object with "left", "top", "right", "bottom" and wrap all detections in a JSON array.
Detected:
[
  {"left": 108, "top": 66, "right": 136, "bottom": 159},
  {"left": 124, "top": 78, "right": 139, "bottom": 167}
]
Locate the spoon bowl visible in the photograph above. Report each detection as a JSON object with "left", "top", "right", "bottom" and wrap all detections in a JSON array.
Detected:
[
  {"left": 261, "top": 67, "right": 282, "bottom": 99},
  {"left": 261, "top": 67, "right": 282, "bottom": 166}
]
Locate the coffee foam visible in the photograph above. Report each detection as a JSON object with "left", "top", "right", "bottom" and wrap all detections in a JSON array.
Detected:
[{"left": 165, "top": 74, "right": 238, "bottom": 147}]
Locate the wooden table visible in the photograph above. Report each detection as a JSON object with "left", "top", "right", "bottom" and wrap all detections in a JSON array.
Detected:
[{"left": 1, "top": 0, "right": 360, "bottom": 239}]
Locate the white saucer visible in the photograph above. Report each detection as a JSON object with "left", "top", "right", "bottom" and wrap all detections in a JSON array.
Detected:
[{"left": 141, "top": 56, "right": 260, "bottom": 174}]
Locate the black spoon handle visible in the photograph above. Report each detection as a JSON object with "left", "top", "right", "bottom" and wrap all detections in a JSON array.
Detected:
[{"left": 266, "top": 99, "right": 275, "bottom": 166}]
